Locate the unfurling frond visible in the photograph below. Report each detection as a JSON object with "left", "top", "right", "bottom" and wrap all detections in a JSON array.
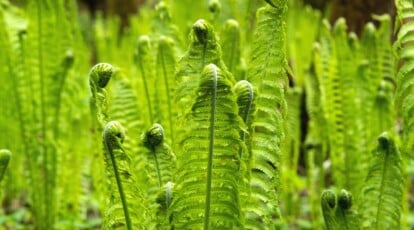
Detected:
[
  {"left": 141, "top": 123, "right": 176, "bottom": 187},
  {"left": 0, "top": 149, "right": 11, "bottom": 183},
  {"left": 171, "top": 64, "right": 243, "bottom": 229},
  {"left": 360, "top": 132, "right": 404, "bottom": 229},
  {"left": 102, "top": 121, "right": 152, "bottom": 229},
  {"left": 321, "top": 189, "right": 360, "bottom": 230},
  {"left": 89, "top": 63, "right": 115, "bottom": 128}
]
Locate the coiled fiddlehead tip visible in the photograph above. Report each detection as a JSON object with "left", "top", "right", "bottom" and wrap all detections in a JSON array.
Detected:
[
  {"left": 192, "top": 19, "right": 210, "bottom": 45},
  {"left": 64, "top": 49, "right": 74, "bottom": 68},
  {"left": 337, "top": 189, "right": 352, "bottom": 210},
  {"left": 104, "top": 120, "right": 126, "bottom": 144},
  {"left": 224, "top": 19, "right": 239, "bottom": 30},
  {"left": 136, "top": 35, "right": 151, "bottom": 56},
  {"left": 208, "top": 0, "right": 221, "bottom": 13},
  {"left": 333, "top": 17, "right": 347, "bottom": 34},
  {"left": 159, "top": 35, "right": 174, "bottom": 46},
  {"left": 0, "top": 149, "right": 11, "bottom": 182},
  {"left": 321, "top": 190, "right": 337, "bottom": 210},
  {"left": 90, "top": 63, "right": 114, "bottom": 88},
  {"left": 142, "top": 123, "right": 165, "bottom": 150},
  {"left": 377, "top": 132, "right": 391, "bottom": 150},
  {"left": 156, "top": 181, "right": 174, "bottom": 211},
  {"left": 234, "top": 80, "right": 254, "bottom": 102}
]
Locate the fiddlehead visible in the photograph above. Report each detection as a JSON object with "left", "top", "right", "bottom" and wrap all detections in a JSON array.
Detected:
[
  {"left": 89, "top": 63, "right": 115, "bottom": 128},
  {"left": 0, "top": 149, "right": 11, "bottom": 183},
  {"left": 102, "top": 121, "right": 151, "bottom": 229},
  {"left": 175, "top": 19, "right": 230, "bottom": 118},
  {"left": 142, "top": 123, "right": 176, "bottom": 187}
]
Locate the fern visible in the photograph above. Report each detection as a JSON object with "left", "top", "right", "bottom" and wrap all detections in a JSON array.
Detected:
[
  {"left": 135, "top": 35, "right": 156, "bottom": 125},
  {"left": 0, "top": 150, "right": 11, "bottom": 183},
  {"left": 394, "top": 0, "right": 414, "bottom": 156},
  {"left": 141, "top": 123, "right": 176, "bottom": 187},
  {"left": 102, "top": 120, "right": 152, "bottom": 229},
  {"left": 155, "top": 36, "right": 177, "bottom": 146},
  {"left": 175, "top": 19, "right": 230, "bottom": 118},
  {"left": 171, "top": 64, "right": 243, "bottom": 229},
  {"left": 89, "top": 63, "right": 115, "bottom": 127},
  {"left": 220, "top": 19, "right": 243, "bottom": 81},
  {"left": 246, "top": 1, "right": 288, "bottom": 226},
  {"left": 360, "top": 132, "right": 404, "bottom": 229},
  {"left": 321, "top": 189, "right": 360, "bottom": 230}
]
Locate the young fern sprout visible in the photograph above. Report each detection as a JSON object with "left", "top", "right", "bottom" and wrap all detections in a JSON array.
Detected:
[
  {"left": 89, "top": 63, "right": 115, "bottom": 127},
  {"left": 103, "top": 121, "right": 132, "bottom": 230},
  {"left": 321, "top": 190, "right": 338, "bottom": 230},
  {"left": 0, "top": 149, "right": 11, "bottom": 183},
  {"left": 234, "top": 80, "right": 254, "bottom": 161},
  {"left": 142, "top": 123, "right": 164, "bottom": 186}
]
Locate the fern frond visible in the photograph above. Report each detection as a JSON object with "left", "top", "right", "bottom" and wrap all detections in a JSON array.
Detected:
[
  {"left": 321, "top": 190, "right": 339, "bottom": 230},
  {"left": 151, "top": 1, "right": 182, "bottom": 48},
  {"left": 394, "top": 0, "right": 414, "bottom": 156},
  {"left": 246, "top": 2, "right": 288, "bottom": 226},
  {"left": 171, "top": 64, "right": 243, "bottom": 229},
  {"left": 321, "top": 189, "right": 360, "bottom": 230},
  {"left": 156, "top": 36, "right": 177, "bottom": 146},
  {"left": 220, "top": 19, "right": 243, "bottom": 80},
  {"left": 360, "top": 132, "right": 404, "bottom": 229},
  {"left": 0, "top": 149, "right": 11, "bottom": 183},
  {"left": 175, "top": 19, "right": 230, "bottom": 117},
  {"left": 103, "top": 121, "right": 152, "bottom": 229},
  {"left": 135, "top": 35, "right": 156, "bottom": 125},
  {"left": 141, "top": 123, "right": 176, "bottom": 187},
  {"left": 89, "top": 63, "right": 115, "bottom": 128}
]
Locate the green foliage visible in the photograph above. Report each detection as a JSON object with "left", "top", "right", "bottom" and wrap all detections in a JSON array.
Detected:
[
  {"left": 0, "top": 150, "right": 11, "bottom": 183},
  {"left": 1, "top": 0, "right": 412, "bottom": 229},
  {"left": 171, "top": 64, "right": 243, "bottom": 229},
  {"left": 395, "top": 0, "right": 414, "bottom": 156},
  {"left": 321, "top": 189, "right": 360, "bottom": 230},
  {"left": 360, "top": 133, "right": 404, "bottom": 229},
  {"left": 246, "top": 2, "right": 288, "bottom": 226}
]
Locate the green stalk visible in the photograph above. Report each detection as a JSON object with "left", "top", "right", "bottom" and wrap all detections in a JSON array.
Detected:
[
  {"left": 137, "top": 36, "right": 154, "bottom": 124},
  {"left": 204, "top": 65, "right": 217, "bottom": 230}
]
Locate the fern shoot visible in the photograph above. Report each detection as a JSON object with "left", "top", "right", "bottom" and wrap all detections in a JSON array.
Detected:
[
  {"left": 89, "top": 63, "right": 115, "bottom": 128},
  {"left": 171, "top": 64, "right": 243, "bottom": 229},
  {"left": 141, "top": 123, "right": 176, "bottom": 187},
  {"left": 0, "top": 149, "right": 11, "bottom": 183},
  {"left": 360, "top": 132, "right": 404, "bottom": 229},
  {"left": 175, "top": 19, "right": 230, "bottom": 118},
  {"left": 103, "top": 121, "right": 151, "bottom": 229}
]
